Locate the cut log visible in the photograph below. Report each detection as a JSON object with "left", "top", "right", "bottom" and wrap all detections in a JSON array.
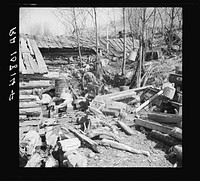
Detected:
[
  {"left": 146, "top": 112, "right": 182, "bottom": 124},
  {"left": 19, "top": 101, "right": 40, "bottom": 108},
  {"left": 19, "top": 80, "right": 51, "bottom": 89},
  {"left": 170, "top": 127, "right": 182, "bottom": 140},
  {"left": 100, "top": 138, "right": 150, "bottom": 157},
  {"left": 135, "top": 90, "right": 163, "bottom": 112},
  {"left": 61, "top": 124, "right": 99, "bottom": 153},
  {"left": 19, "top": 107, "right": 42, "bottom": 117},
  {"left": 117, "top": 120, "right": 137, "bottom": 135},
  {"left": 135, "top": 118, "right": 173, "bottom": 134},
  {"left": 149, "top": 130, "right": 181, "bottom": 146}
]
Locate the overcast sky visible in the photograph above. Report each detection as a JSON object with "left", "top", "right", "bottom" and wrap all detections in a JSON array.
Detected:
[{"left": 19, "top": 7, "right": 122, "bottom": 36}]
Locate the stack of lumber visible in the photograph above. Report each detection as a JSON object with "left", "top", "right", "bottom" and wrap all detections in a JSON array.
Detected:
[{"left": 19, "top": 80, "right": 52, "bottom": 119}]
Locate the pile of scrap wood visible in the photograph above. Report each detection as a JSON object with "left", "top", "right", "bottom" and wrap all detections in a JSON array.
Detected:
[{"left": 19, "top": 59, "right": 182, "bottom": 167}]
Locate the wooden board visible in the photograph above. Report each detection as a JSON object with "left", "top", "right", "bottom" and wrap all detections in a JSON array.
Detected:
[
  {"left": 49, "top": 36, "right": 60, "bottom": 48},
  {"left": 26, "top": 38, "right": 34, "bottom": 55},
  {"left": 53, "top": 36, "right": 63, "bottom": 48},
  {"left": 35, "top": 35, "right": 47, "bottom": 48},
  {"left": 19, "top": 80, "right": 51, "bottom": 89},
  {"left": 20, "top": 37, "right": 30, "bottom": 53},
  {"left": 19, "top": 51, "right": 28, "bottom": 74},
  {"left": 27, "top": 53, "right": 41, "bottom": 74},
  {"left": 21, "top": 53, "right": 34, "bottom": 74},
  {"left": 147, "top": 112, "right": 182, "bottom": 124},
  {"left": 19, "top": 101, "right": 40, "bottom": 109},
  {"left": 95, "top": 86, "right": 151, "bottom": 102},
  {"left": 29, "top": 39, "right": 48, "bottom": 73},
  {"left": 19, "top": 89, "right": 33, "bottom": 95},
  {"left": 135, "top": 118, "right": 173, "bottom": 134},
  {"left": 150, "top": 130, "right": 181, "bottom": 146},
  {"left": 19, "top": 120, "right": 39, "bottom": 127},
  {"left": 19, "top": 95, "right": 40, "bottom": 102},
  {"left": 19, "top": 107, "right": 42, "bottom": 116}
]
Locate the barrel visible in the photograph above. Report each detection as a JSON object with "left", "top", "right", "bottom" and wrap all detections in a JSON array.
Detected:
[{"left": 55, "top": 78, "right": 68, "bottom": 98}]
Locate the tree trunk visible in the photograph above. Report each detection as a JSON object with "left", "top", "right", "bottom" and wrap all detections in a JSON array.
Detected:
[
  {"left": 72, "top": 8, "right": 82, "bottom": 66},
  {"left": 137, "top": 8, "right": 146, "bottom": 87},
  {"left": 122, "top": 7, "right": 126, "bottom": 76},
  {"left": 94, "top": 8, "right": 98, "bottom": 62},
  {"left": 151, "top": 8, "right": 156, "bottom": 60}
]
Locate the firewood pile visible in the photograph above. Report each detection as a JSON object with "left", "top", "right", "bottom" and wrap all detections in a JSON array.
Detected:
[{"left": 19, "top": 57, "right": 182, "bottom": 167}]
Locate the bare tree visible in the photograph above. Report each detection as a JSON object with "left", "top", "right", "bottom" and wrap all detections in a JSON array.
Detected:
[{"left": 72, "top": 8, "right": 82, "bottom": 63}]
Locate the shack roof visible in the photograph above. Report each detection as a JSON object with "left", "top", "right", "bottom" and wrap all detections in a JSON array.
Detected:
[
  {"left": 19, "top": 34, "right": 48, "bottom": 75},
  {"left": 20, "top": 33, "right": 139, "bottom": 57}
]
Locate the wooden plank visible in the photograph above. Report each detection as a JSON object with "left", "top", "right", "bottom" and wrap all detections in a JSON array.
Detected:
[
  {"left": 34, "top": 35, "right": 46, "bottom": 48},
  {"left": 146, "top": 112, "right": 182, "bottom": 124},
  {"left": 49, "top": 36, "right": 59, "bottom": 48},
  {"left": 26, "top": 38, "right": 34, "bottom": 55},
  {"left": 19, "top": 107, "right": 42, "bottom": 116},
  {"left": 135, "top": 90, "right": 164, "bottom": 112},
  {"left": 20, "top": 37, "right": 30, "bottom": 53},
  {"left": 135, "top": 118, "right": 173, "bottom": 134},
  {"left": 19, "top": 80, "right": 51, "bottom": 89},
  {"left": 95, "top": 86, "right": 151, "bottom": 102},
  {"left": 150, "top": 130, "right": 181, "bottom": 146},
  {"left": 21, "top": 53, "right": 34, "bottom": 74},
  {"left": 19, "top": 120, "right": 39, "bottom": 127},
  {"left": 29, "top": 39, "right": 48, "bottom": 73},
  {"left": 19, "top": 101, "right": 40, "bottom": 109},
  {"left": 19, "top": 95, "right": 40, "bottom": 102},
  {"left": 19, "top": 51, "right": 28, "bottom": 74},
  {"left": 52, "top": 36, "right": 63, "bottom": 48},
  {"left": 170, "top": 127, "right": 182, "bottom": 140},
  {"left": 19, "top": 89, "right": 33, "bottom": 95},
  {"left": 27, "top": 53, "right": 41, "bottom": 74}
]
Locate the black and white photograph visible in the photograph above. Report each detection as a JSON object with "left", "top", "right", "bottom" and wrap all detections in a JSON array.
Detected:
[{"left": 18, "top": 7, "right": 182, "bottom": 168}]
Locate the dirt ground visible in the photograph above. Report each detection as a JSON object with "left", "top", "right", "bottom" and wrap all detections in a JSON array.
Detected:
[{"left": 76, "top": 116, "right": 178, "bottom": 167}]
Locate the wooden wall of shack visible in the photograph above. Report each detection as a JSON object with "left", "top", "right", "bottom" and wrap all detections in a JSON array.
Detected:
[{"left": 19, "top": 35, "right": 52, "bottom": 120}]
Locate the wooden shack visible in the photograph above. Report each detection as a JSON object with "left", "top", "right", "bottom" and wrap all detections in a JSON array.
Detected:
[{"left": 19, "top": 34, "right": 51, "bottom": 120}]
